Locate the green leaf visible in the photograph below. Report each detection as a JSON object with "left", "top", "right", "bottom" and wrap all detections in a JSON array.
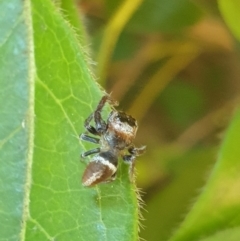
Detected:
[
  {"left": 0, "top": 1, "right": 30, "bottom": 240},
  {"left": 199, "top": 227, "right": 240, "bottom": 241},
  {"left": 218, "top": 0, "right": 240, "bottom": 41},
  {"left": 58, "top": 0, "right": 89, "bottom": 46},
  {"left": 0, "top": 0, "right": 139, "bottom": 240},
  {"left": 169, "top": 107, "right": 240, "bottom": 241}
]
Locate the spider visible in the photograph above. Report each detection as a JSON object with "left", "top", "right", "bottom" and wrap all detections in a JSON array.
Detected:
[{"left": 79, "top": 95, "right": 146, "bottom": 187}]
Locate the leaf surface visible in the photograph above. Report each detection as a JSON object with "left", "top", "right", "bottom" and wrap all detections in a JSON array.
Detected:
[
  {"left": 0, "top": 0, "right": 139, "bottom": 240},
  {"left": 0, "top": 1, "right": 31, "bottom": 240}
]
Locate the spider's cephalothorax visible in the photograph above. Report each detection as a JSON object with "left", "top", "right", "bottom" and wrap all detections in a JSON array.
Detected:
[
  {"left": 105, "top": 111, "right": 138, "bottom": 149},
  {"left": 80, "top": 95, "right": 146, "bottom": 187}
]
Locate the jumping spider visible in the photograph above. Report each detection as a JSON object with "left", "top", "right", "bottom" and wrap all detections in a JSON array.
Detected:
[{"left": 80, "top": 95, "right": 146, "bottom": 187}]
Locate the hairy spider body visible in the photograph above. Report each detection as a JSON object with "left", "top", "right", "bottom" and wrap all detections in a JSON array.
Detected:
[
  {"left": 103, "top": 111, "right": 137, "bottom": 150},
  {"left": 80, "top": 95, "right": 145, "bottom": 187}
]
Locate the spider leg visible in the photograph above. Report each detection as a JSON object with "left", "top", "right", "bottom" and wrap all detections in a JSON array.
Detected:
[
  {"left": 122, "top": 146, "right": 146, "bottom": 182},
  {"left": 128, "top": 145, "right": 146, "bottom": 155},
  {"left": 84, "top": 113, "right": 100, "bottom": 136},
  {"left": 93, "top": 95, "right": 118, "bottom": 134},
  {"left": 122, "top": 155, "right": 136, "bottom": 182},
  {"left": 80, "top": 133, "right": 100, "bottom": 144},
  {"left": 83, "top": 95, "right": 118, "bottom": 135},
  {"left": 122, "top": 155, "right": 134, "bottom": 163},
  {"left": 81, "top": 148, "right": 100, "bottom": 158}
]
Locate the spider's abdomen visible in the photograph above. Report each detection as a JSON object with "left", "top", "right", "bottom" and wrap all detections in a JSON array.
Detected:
[{"left": 82, "top": 151, "right": 118, "bottom": 187}]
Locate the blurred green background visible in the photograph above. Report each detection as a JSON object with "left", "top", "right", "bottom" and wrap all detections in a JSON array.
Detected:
[{"left": 76, "top": 0, "right": 240, "bottom": 240}]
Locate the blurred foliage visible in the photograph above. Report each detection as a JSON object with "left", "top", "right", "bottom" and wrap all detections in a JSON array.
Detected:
[{"left": 78, "top": 0, "right": 240, "bottom": 240}]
